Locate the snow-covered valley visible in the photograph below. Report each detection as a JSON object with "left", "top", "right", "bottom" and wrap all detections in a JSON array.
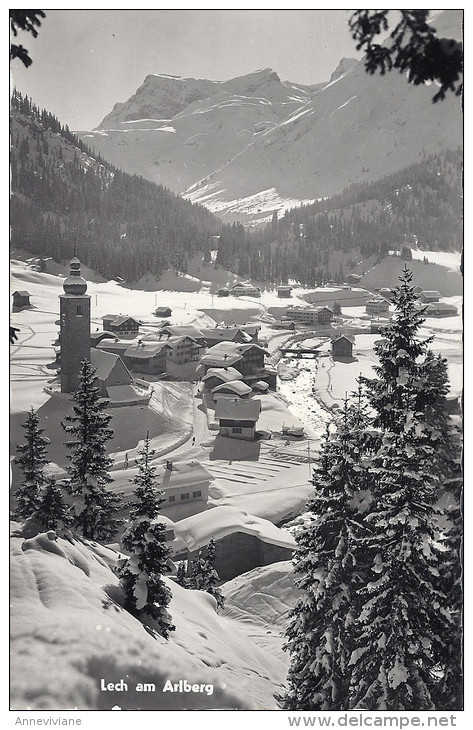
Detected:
[{"left": 9, "top": 249, "right": 463, "bottom": 711}]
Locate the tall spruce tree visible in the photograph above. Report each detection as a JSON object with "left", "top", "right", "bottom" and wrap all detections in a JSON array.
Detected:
[
  {"left": 14, "top": 407, "right": 49, "bottom": 519},
  {"left": 62, "top": 359, "right": 123, "bottom": 541},
  {"left": 116, "top": 435, "right": 175, "bottom": 639},
  {"left": 348, "top": 267, "right": 461, "bottom": 709},
  {"left": 36, "top": 477, "right": 72, "bottom": 531},
  {"left": 348, "top": 415, "right": 451, "bottom": 709},
  {"left": 360, "top": 265, "right": 433, "bottom": 434},
  {"left": 282, "top": 393, "right": 372, "bottom": 710},
  {"left": 190, "top": 538, "right": 225, "bottom": 610}
]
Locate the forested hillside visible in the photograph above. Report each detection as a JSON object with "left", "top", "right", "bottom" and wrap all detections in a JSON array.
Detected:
[
  {"left": 10, "top": 90, "right": 461, "bottom": 288},
  {"left": 10, "top": 90, "right": 221, "bottom": 280},
  {"left": 216, "top": 149, "right": 462, "bottom": 286}
]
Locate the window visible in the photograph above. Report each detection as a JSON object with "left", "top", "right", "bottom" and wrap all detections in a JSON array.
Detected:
[
  {"left": 76, "top": 305, "right": 82, "bottom": 316},
  {"left": 180, "top": 493, "right": 189, "bottom": 500},
  {"left": 232, "top": 427, "right": 242, "bottom": 434},
  {"left": 192, "top": 490, "right": 201, "bottom": 498},
  {"left": 168, "top": 495, "right": 176, "bottom": 503}
]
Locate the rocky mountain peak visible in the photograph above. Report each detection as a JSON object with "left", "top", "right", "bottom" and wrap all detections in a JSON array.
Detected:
[{"left": 329, "top": 57, "right": 359, "bottom": 83}]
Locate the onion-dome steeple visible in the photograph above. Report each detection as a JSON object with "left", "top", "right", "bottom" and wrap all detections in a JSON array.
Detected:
[{"left": 63, "top": 254, "right": 88, "bottom": 295}]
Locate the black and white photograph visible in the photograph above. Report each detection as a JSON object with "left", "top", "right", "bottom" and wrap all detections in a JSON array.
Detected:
[{"left": 9, "top": 6, "right": 464, "bottom": 723}]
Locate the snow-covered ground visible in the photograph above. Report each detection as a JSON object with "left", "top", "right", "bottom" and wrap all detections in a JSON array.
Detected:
[
  {"left": 9, "top": 252, "right": 463, "bottom": 711},
  {"left": 410, "top": 249, "right": 462, "bottom": 272},
  {"left": 9, "top": 255, "right": 330, "bottom": 526},
  {"left": 10, "top": 525, "right": 290, "bottom": 710}
]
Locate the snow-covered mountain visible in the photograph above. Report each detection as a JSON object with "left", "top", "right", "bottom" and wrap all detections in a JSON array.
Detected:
[
  {"left": 80, "top": 67, "right": 324, "bottom": 202},
  {"left": 79, "top": 10, "right": 462, "bottom": 223}
]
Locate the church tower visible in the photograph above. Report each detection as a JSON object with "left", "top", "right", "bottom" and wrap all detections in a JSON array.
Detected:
[{"left": 59, "top": 255, "right": 91, "bottom": 393}]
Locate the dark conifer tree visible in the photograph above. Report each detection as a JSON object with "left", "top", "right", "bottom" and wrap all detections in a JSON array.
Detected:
[
  {"left": 116, "top": 435, "right": 175, "bottom": 638},
  {"left": 14, "top": 407, "right": 49, "bottom": 519},
  {"left": 175, "top": 561, "right": 189, "bottom": 588},
  {"left": 36, "top": 477, "right": 72, "bottom": 531},
  {"left": 282, "top": 393, "right": 372, "bottom": 710},
  {"left": 190, "top": 538, "right": 225, "bottom": 610},
  {"left": 430, "top": 501, "right": 463, "bottom": 710},
  {"left": 62, "top": 359, "right": 123, "bottom": 541},
  {"left": 359, "top": 265, "right": 433, "bottom": 434},
  {"left": 348, "top": 414, "right": 450, "bottom": 709},
  {"left": 348, "top": 267, "right": 462, "bottom": 710}
]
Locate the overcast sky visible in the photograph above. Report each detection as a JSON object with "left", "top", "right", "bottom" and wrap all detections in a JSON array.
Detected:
[{"left": 10, "top": 8, "right": 366, "bottom": 131}]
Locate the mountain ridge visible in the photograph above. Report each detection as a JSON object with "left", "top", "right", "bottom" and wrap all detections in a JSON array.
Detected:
[{"left": 78, "top": 10, "right": 462, "bottom": 224}]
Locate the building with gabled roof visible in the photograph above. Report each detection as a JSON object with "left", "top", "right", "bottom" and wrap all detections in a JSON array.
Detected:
[
  {"left": 156, "top": 460, "right": 212, "bottom": 519},
  {"left": 199, "top": 341, "right": 267, "bottom": 375},
  {"left": 239, "top": 323, "right": 261, "bottom": 341},
  {"left": 272, "top": 319, "right": 296, "bottom": 330},
  {"left": 285, "top": 305, "right": 333, "bottom": 326},
  {"left": 424, "top": 302, "right": 458, "bottom": 317},
  {"left": 201, "top": 366, "right": 244, "bottom": 391},
  {"left": 12, "top": 290, "right": 31, "bottom": 309},
  {"left": 199, "top": 325, "right": 252, "bottom": 348},
  {"left": 345, "top": 273, "right": 362, "bottom": 284},
  {"left": 331, "top": 334, "right": 355, "bottom": 359},
  {"left": 89, "top": 348, "right": 145, "bottom": 405},
  {"left": 170, "top": 505, "right": 296, "bottom": 581},
  {"left": 102, "top": 314, "right": 140, "bottom": 338},
  {"left": 214, "top": 397, "right": 261, "bottom": 440},
  {"left": 124, "top": 339, "right": 172, "bottom": 374},
  {"left": 154, "top": 306, "right": 172, "bottom": 318},
  {"left": 366, "top": 297, "right": 390, "bottom": 316},
  {"left": 277, "top": 285, "right": 293, "bottom": 298},
  {"left": 230, "top": 282, "right": 261, "bottom": 297},
  {"left": 420, "top": 290, "right": 441, "bottom": 303},
  {"left": 159, "top": 324, "right": 206, "bottom": 343},
  {"left": 166, "top": 335, "right": 205, "bottom": 365}
]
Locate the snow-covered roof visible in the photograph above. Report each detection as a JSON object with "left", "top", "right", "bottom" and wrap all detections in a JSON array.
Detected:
[
  {"left": 253, "top": 381, "right": 270, "bottom": 391},
  {"left": 212, "top": 380, "right": 253, "bottom": 396},
  {"left": 239, "top": 323, "right": 262, "bottom": 333},
  {"left": 108, "top": 315, "right": 140, "bottom": 327},
  {"left": 331, "top": 334, "right": 355, "bottom": 345},
  {"left": 214, "top": 398, "right": 261, "bottom": 422},
  {"left": 125, "top": 341, "right": 171, "bottom": 358},
  {"left": 171, "top": 505, "right": 296, "bottom": 553},
  {"left": 166, "top": 335, "right": 200, "bottom": 346},
  {"left": 201, "top": 366, "right": 244, "bottom": 383},
  {"left": 199, "top": 326, "right": 252, "bottom": 343},
  {"left": 155, "top": 460, "right": 213, "bottom": 491},
  {"left": 90, "top": 331, "right": 117, "bottom": 343},
  {"left": 231, "top": 282, "right": 261, "bottom": 291},
  {"left": 90, "top": 348, "right": 131, "bottom": 381},
  {"left": 160, "top": 324, "right": 205, "bottom": 339},
  {"left": 106, "top": 384, "right": 144, "bottom": 402},
  {"left": 97, "top": 340, "right": 131, "bottom": 352}
]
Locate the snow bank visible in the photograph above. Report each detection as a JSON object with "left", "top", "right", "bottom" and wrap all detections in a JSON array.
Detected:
[{"left": 10, "top": 524, "right": 288, "bottom": 710}]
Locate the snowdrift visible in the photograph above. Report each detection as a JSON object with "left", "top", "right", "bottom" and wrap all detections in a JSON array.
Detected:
[{"left": 10, "top": 523, "right": 288, "bottom": 710}]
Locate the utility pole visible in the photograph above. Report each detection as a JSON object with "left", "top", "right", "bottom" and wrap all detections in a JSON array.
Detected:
[{"left": 307, "top": 440, "right": 311, "bottom": 478}]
